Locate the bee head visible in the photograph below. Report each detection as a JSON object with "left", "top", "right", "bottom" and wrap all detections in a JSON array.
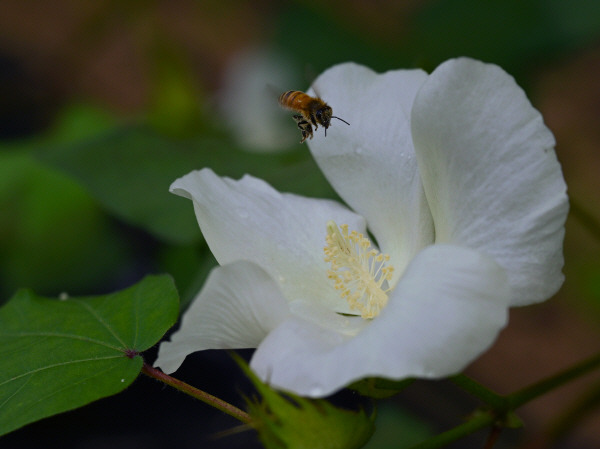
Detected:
[{"left": 316, "top": 106, "right": 333, "bottom": 129}]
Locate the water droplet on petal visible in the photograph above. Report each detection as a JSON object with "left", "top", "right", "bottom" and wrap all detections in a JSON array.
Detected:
[{"left": 309, "top": 387, "right": 323, "bottom": 396}]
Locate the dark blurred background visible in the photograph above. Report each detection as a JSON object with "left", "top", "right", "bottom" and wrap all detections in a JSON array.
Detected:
[{"left": 1, "top": 1, "right": 599, "bottom": 448}]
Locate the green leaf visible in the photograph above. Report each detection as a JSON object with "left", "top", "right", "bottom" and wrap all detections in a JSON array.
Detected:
[
  {"left": 46, "top": 103, "right": 116, "bottom": 144},
  {"left": 0, "top": 150, "right": 129, "bottom": 299},
  {"left": 36, "top": 125, "right": 335, "bottom": 245},
  {"left": 408, "top": 0, "right": 600, "bottom": 78},
  {"left": 362, "top": 401, "right": 433, "bottom": 449},
  {"left": 158, "top": 243, "right": 217, "bottom": 311},
  {"left": 274, "top": 5, "right": 401, "bottom": 75},
  {"left": 236, "top": 354, "right": 375, "bottom": 449},
  {"left": 348, "top": 377, "right": 415, "bottom": 399},
  {"left": 0, "top": 274, "right": 179, "bottom": 436}
]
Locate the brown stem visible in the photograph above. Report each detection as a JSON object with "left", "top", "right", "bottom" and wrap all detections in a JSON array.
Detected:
[
  {"left": 482, "top": 425, "right": 502, "bottom": 449},
  {"left": 141, "top": 362, "right": 251, "bottom": 424}
]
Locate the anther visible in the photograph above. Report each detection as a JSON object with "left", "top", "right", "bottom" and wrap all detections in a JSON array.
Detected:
[{"left": 324, "top": 221, "right": 394, "bottom": 319}]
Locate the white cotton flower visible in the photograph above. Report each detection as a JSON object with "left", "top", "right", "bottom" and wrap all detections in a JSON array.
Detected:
[{"left": 155, "top": 58, "right": 568, "bottom": 397}]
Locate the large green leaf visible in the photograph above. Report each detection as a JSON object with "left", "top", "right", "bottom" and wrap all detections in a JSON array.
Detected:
[
  {"left": 0, "top": 274, "right": 179, "bottom": 436},
  {"left": 36, "top": 125, "right": 335, "bottom": 245},
  {"left": 0, "top": 150, "right": 129, "bottom": 300},
  {"left": 408, "top": 0, "right": 600, "bottom": 78}
]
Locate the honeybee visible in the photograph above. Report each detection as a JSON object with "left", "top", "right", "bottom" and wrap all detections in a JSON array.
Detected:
[{"left": 278, "top": 90, "right": 350, "bottom": 143}]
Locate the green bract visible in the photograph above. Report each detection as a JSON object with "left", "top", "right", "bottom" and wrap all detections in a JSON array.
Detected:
[{"left": 238, "top": 356, "right": 375, "bottom": 449}]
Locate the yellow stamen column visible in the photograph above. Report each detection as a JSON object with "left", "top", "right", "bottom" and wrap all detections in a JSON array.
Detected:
[{"left": 324, "top": 221, "right": 395, "bottom": 319}]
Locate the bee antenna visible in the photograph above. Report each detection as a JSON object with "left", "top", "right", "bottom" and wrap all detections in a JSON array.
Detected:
[{"left": 332, "top": 116, "right": 350, "bottom": 126}]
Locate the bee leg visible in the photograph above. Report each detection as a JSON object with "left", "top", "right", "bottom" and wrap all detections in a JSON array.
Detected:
[
  {"left": 292, "top": 114, "right": 306, "bottom": 126},
  {"left": 293, "top": 115, "right": 313, "bottom": 143},
  {"left": 299, "top": 125, "right": 313, "bottom": 143},
  {"left": 309, "top": 113, "right": 318, "bottom": 131}
]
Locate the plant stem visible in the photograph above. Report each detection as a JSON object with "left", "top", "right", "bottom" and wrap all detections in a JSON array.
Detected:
[
  {"left": 506, "top": 352, "right": 600, "bottom": 409},
  {"left": 541, "top": 378, "right": 600, "bottom": 445},
  {"left": 569, "top": 198, "right": 600, "bottom": 242},
  {"left": 141, "top": 362, "right": 251, "bottom": 424},
  {"left": 450, "top": 374, "right": 505, "bottom": 409},
  {"left": 408, "top": 412, "right": 495, "bottom": 449},
  {"left": 482, "top": 425, "right": 502, "bottom": 449},
  {"left": 409, "top": 351, "right": 600, "bottom": 449}
]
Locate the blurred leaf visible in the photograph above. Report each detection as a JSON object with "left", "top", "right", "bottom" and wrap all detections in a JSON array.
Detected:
[
  {"left": 362, "top": 401, "right": 433, "bottom": 449},
  {"left": 35, "top": 125, "right": 336, "bottom": 245},
  {"left": 147, "top": 37, "right": 207, "bottom": 137},
  {"left": 543, "top": 0, "right": 600, "bottom": 50},
  {"left": 274, "top": 5, "right": 403, "bottom": 76},
  {"left": 408, "top": 0, "right": 600, "bottom": 77},
  {"left": 0, "top": 274, "right": 179, "bottom": 436},
  {"left": 581, "top": 264, "right": 600, "bottom": 311},
  {"left": 237, "top": 354, "right": 375, "bottom": 449},
  {"left": 0, "top": 150, "right": 128, "bottom": 299},
  {"left": 158, "top": 243, "right": 217, "bottom": 311},
  {"left": 349, "top": 377, "right": 415, "bottom": 399},
  {"left": 409, "top": 0, "right": 539, "bottom": 72},
  {"left": 46, "top": 104, "right": 116, "bottom": 143}
]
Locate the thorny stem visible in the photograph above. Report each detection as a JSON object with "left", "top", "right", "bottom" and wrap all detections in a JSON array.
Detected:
[{"left": 141, "top": 362, "right": 251, "bottom": 424}]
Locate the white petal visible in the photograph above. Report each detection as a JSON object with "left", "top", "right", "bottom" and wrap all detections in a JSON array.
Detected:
[
  {"left": 171, "top": 168, "right": 366, "bottom": 312},
  {"left": 307, "top": 63, "right": 434, "bottom": 278},
  {"left": 250, "top": 244, "right": 510, "bottom": 397},
  {"left": 411, "top": 58, "right": 568, "bottom": 306},
  {"left": 288, "top": 300, "right": 369, "bottom": 338},
  {"left": 154, "top": 261, "right": 289, "bottom": 374}
]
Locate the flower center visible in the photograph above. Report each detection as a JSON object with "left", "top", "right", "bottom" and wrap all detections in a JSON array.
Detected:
[{"left": 324, "top": 221, "right": 394, "bottom": 319}]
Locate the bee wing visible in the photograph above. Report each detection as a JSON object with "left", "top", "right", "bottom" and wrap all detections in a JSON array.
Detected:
[
  {"left": 309, "top": 83, "right": 322, "bottom": 99},
  {"left": 265, "top": 83, "right": 283, "bottom": 100},
  {"left": 266, "top": 84, "right": 293, "bottom": 112}
]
